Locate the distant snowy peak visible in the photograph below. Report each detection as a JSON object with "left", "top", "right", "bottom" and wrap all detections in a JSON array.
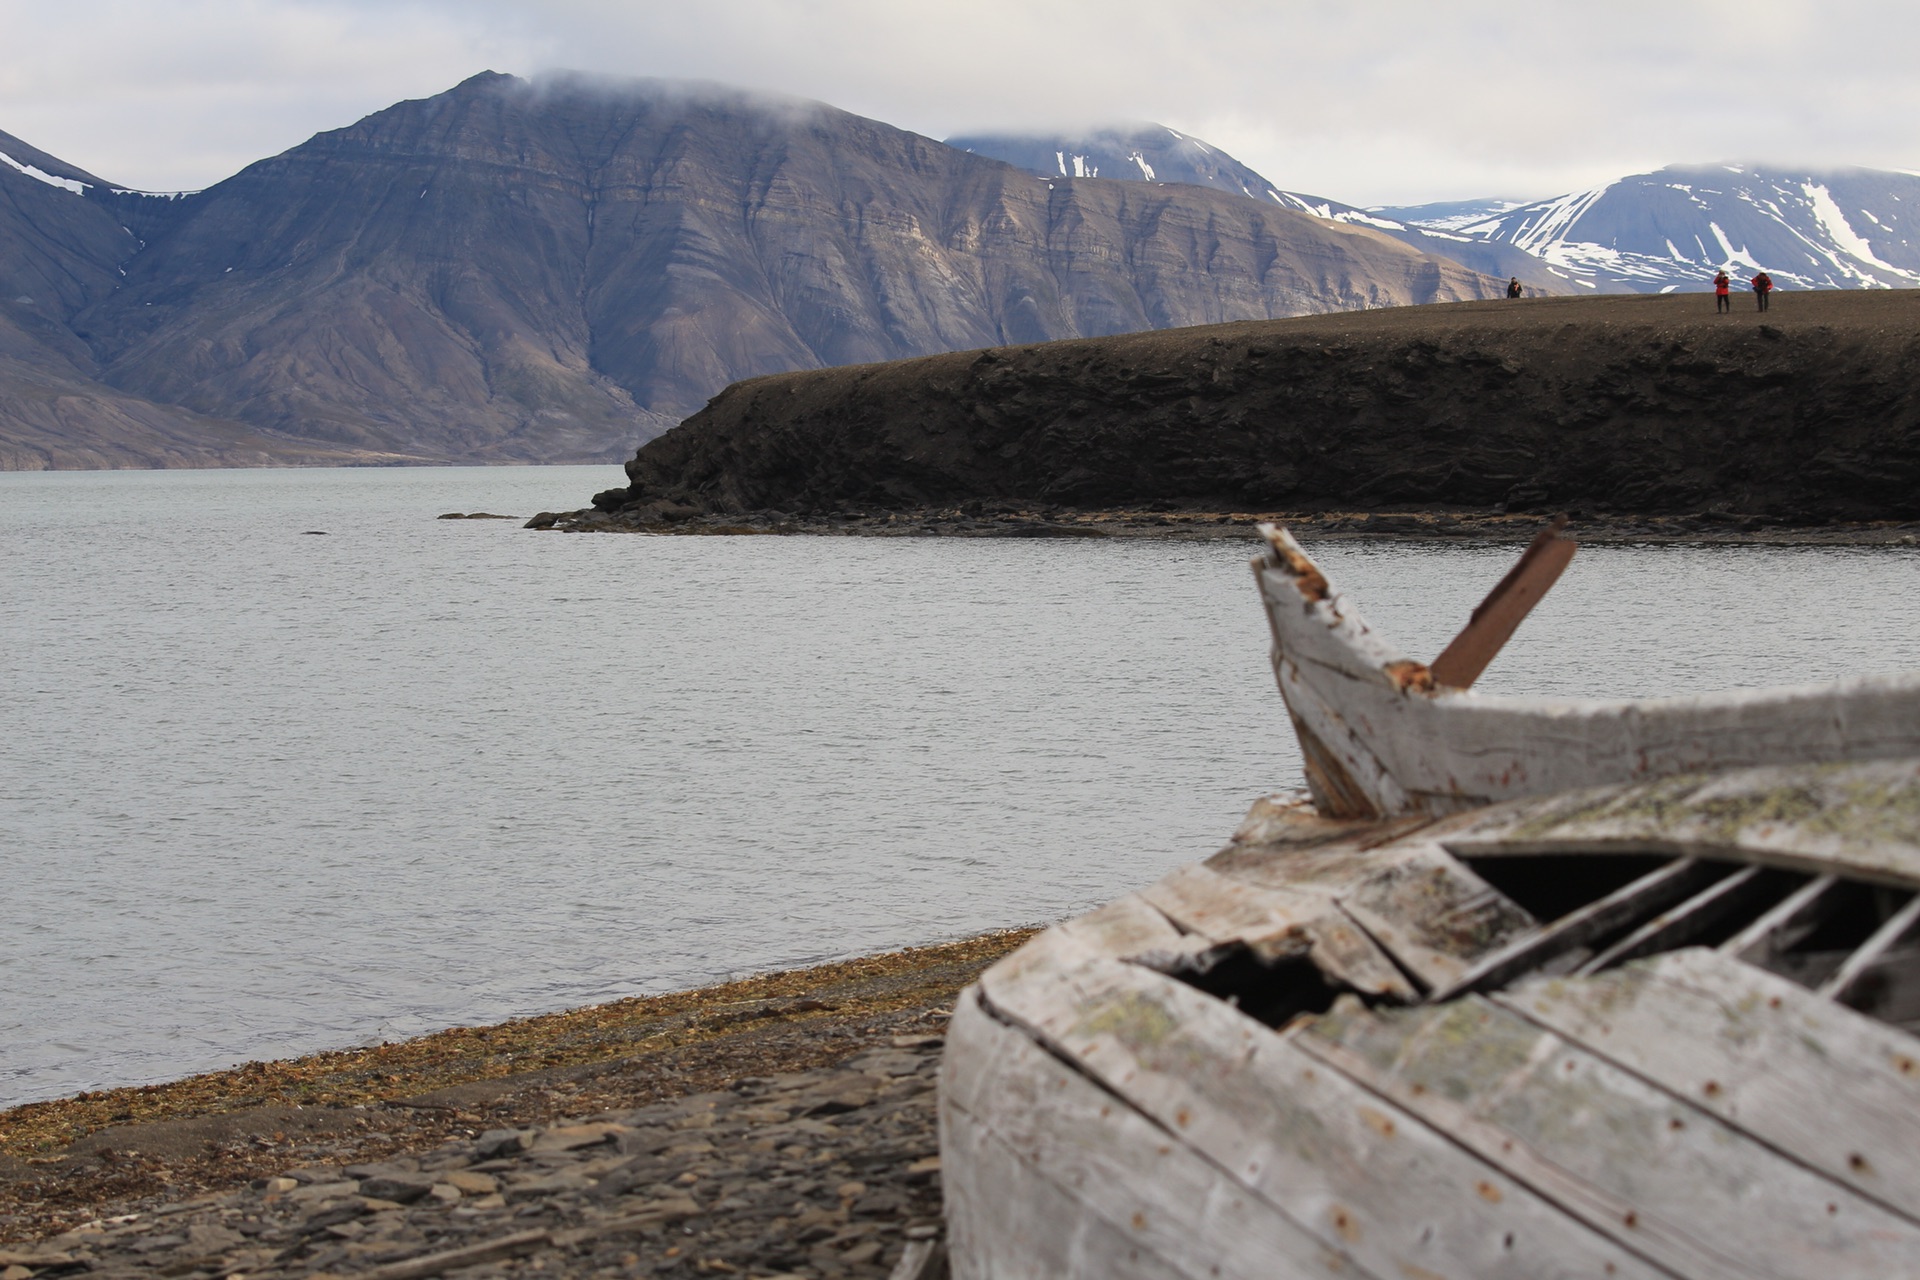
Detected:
[
  {"left": 1437, "top": 165, "right": 1920, "bottom": 292},
  {"left": 944, "top": 124, "right": 1567, "bottom": 290},
  {"left": 1265, "top": 191, "right": 1412, "bottom": 233},
  {"left": 951, "top": 124, "right": 1442, "bottom": 233},
  {"left": 1370, "top": 197, "right": 1534, "bottom": 233},
  {"left": 948, "top": 123, "right": 1288, "bottom": 203}
]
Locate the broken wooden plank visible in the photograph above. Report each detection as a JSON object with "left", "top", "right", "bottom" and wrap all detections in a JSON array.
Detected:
[
  {"left": 1820, "top": 891, "right": 1920, "bottom": 1003},
  {"left": 1719, "top": 874, "right": 1841, "bottom": 966},
  {"left": 1217, "top": 791, "right": 1426, "bottom": 855},
  {"left": 1333, "top": 845, "right": 1538, "bottom": 991},
  {"left": 940, "top": 989, "right": 1357, "bottom": 1280},
  {"left": 1302, "top": 994, "right": 1920, "bottom": 1279},
  {"left": 1496, "top": 947, "right": 1920, "bottom": 1225},
  {"left": 1138, "top": 862, "right": 1416, "bottom": 1002},
  {"left": 1572, "top": 866, "right": 1772, "bottom": 976},
  {"left": 1427, "top": 858, "right": 1712, "bottom": 1002},
  {"left": 1429, "top": 517, "right": 1577, "bottom": 690},
  {"left": 982, "top": 893, "right": 1211, "bottom": 1003},
  {"left": 1056, "top": 892, "right": 1207, "bottom": 966},
  {"left": 979, "top": 948, "right": 1668, "bottom": 1280}
]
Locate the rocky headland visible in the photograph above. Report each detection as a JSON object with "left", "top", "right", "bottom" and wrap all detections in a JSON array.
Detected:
[{"left": 559, "top": 290, "right": 1920, "bottom": 536}]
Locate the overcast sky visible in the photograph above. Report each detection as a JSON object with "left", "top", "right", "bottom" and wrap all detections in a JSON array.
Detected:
[{"left": 2, "top": 0, "right": 1914, "bottom": 205}]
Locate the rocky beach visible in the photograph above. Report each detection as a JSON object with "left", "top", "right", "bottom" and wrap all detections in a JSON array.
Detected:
[
  {"left": 0, "top": 931, "right": 1035, "bottom": 1278},
  {"left": 526, "top": 503, "right": 1920, "bottom": 546}
]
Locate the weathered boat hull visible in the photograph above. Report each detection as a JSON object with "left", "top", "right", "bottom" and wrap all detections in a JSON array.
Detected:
[{"left": 941, "top": 759, "right": 1920, "bottom": 1279}]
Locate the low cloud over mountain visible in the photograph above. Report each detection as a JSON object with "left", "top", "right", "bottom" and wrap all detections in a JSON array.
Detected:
[{"left": 0, "top": 75, "right": 1499, "bottom": 469}]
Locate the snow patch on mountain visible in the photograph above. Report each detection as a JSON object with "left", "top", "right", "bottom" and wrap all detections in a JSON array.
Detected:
[
  {"left": 1803, "top": 182, "right": 1917, "bottom": 282},
  {"left": 1423, "top": 164, "right": 1920, "bottom": 292},
  {"left": 0, "top": 149, "right": 88, "bottom": 195}
]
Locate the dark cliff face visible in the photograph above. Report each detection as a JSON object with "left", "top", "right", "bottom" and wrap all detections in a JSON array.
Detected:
[
  {"left": 3, "top": 72, "right": 1500, "bottom": 467},
  {"left": 609, "top": 290, "right": 1920, "bottom": 521}
]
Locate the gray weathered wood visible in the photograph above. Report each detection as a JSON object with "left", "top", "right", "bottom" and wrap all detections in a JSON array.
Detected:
[
  {"left": 1572, "top": 866, "right": 1769, "bottom": 976},
  {"left": 981, "top": 893, "right": 1212, "bottom": 1006},
  {"left": 1254, "top": 524, "right": 1920, "bottom": 818},
  {"left": 1334, "top": 844, "right": 1538, "bottom": 990},
  {"left": 979, "top": 944, "right": 1668, "bottom": 1280},
  {"left": 1719, "top": 874, "right": 1840, "bottom": 965},
  {"left": 1496, "top": 947, "right": 1920, "bottom": 1224},
  {"left": 940, "top": 989, "right": 1357, "bottom": 1280},
  {"left": 1216, "top": 789, "right": 1432, "bottom": 854},
  {"left": 1443, "top": 759, "right": 1920, "bottom": 890},
  {"left": 1302, "top": 994, "right": 1920, "bottom": 1279},
  {"left": 1820, "top": 891, "right": 1920, "bottom": 1002},
  {"left": 886, "top": 1237, "right": 945, "bottom": 1280},
  {"left": 1138, "top": 862, "right": 1416, "bottom": 1001},
  {"left": 1428, "top": 858, "right": 1710, "bottom": 1002}
]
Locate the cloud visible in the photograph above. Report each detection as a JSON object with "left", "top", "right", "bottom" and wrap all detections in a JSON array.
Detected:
[
  {"left": 1, "top": 0, "right": 1915, "bottom": 202},
  {"left": 0, "top": 0, "right": 538, "bottom": 190}
]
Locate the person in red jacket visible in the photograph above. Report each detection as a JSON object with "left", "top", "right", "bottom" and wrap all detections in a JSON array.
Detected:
[
  {"left": 1714, "top": 269, "right": 1731, "bottom": 313},
  {"left": 1751, "top": 270, "right": 1774, "bottom": 311}
]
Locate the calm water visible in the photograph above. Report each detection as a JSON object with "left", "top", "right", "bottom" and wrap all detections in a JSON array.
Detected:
[{"left": 4, "top": 466, "right": 1918, "bottom": 1107}]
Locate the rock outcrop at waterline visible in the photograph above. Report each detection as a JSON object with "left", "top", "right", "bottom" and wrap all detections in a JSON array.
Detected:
[{"left": 593, "top": 290, "right": 1920, "bottom": 522}]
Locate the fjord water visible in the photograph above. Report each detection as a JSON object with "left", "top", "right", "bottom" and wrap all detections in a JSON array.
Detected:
[{"left": 4, "top": 467, "right": 1919, "bottom": 1107}]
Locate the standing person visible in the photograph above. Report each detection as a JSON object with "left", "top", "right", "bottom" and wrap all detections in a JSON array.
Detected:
[
  {"left": 1714, "top": 270, "right": 1731, "bottom": 313},
  {"left": 1751, "top": 270, "right": 1773, "bottom": 311},
  {"left": 1506, "top": 277, "right": 1523, "bottom": 299}
]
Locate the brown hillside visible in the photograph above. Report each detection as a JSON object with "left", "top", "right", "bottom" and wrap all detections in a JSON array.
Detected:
[{"left": 0, "top": 74, "right": 1502, "bottom": 468}]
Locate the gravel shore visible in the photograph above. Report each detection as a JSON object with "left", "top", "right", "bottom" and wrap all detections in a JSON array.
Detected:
[
  {"left": 0, "top": 930, "right": 1037, "bottom": 1277},
  {"left": 525, "top": 506, "right": 1920, "bottom": 547}
]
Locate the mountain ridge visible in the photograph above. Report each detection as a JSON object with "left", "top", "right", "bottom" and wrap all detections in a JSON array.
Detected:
[
  {"left": 1410, "top": 163, "right": 1920, "bottom": 293},
  {"left": 0, "top": 72, "right": 1504, "bottom": 468},
  {"left": 948, "top": 124, "right": 1567, "bottom": 293}
]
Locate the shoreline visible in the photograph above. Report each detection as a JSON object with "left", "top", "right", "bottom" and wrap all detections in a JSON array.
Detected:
[
  {"left": 0, "top": 929, "right": 1036, "bottom": 1246},
  {"left": 524, "top": 505, "right": 1920, "bottom": 547}
]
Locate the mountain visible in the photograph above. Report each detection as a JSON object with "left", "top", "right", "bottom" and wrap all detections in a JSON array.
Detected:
[
  {"left": 950, "top": 125, "right": 1563, "bottom": 293},
  {"left": 946, "top": 123, "right": 1295, "bottom": 202},
  {"left": 1428, "top": 165, "right": 1920, "bottom": 293},
  {"left": 0, "top": 76, "right": 1502, "bottom": 468},
  {"left": 0, "top": 130, "right": 380, "bottom": 467},
  {"left": 1367, "top": 198, "right": 1533, "bottom": 232}
]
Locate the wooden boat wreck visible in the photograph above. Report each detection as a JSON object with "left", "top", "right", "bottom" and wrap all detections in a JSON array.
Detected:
[{"left": 938, "top": 523, "right": 1920, "bottom": 1280}]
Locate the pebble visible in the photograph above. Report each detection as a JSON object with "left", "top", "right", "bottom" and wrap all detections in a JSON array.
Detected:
[{"left": 0, "top": 1040, "right": 950, "bottom": 1278}]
